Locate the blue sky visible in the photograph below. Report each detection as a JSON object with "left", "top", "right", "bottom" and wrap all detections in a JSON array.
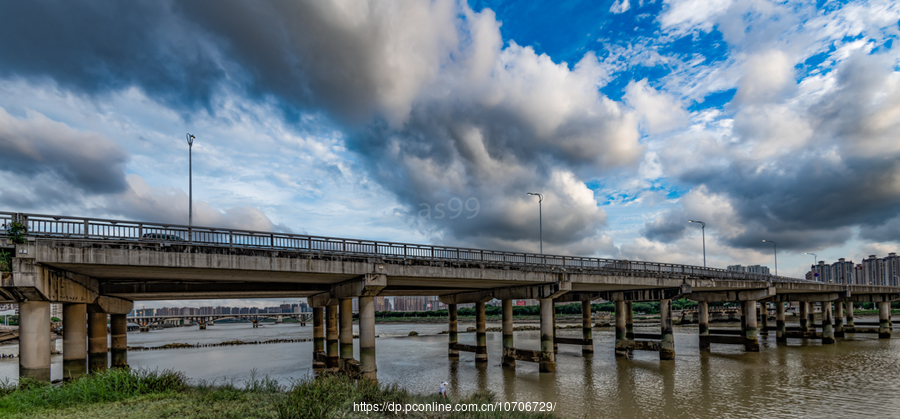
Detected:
[{"left": 1, "top": 0, "right": 899, "bottom": 308}]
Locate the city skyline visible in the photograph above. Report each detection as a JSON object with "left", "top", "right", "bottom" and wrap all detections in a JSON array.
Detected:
[{"left": 1, "top": 1, "right": 899, "bottom": 310}]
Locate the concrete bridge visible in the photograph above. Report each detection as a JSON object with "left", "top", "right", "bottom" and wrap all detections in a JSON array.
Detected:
[
  {"left": 1, "top": 212, "right": 897, "bottom": 381},
  {"left": 128, "top": 313, "right": 311, "bottom": 330}
]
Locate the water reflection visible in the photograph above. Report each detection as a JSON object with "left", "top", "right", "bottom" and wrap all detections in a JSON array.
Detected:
[{"left": 0, "top": 319, "right": 898, "bottom": 417}]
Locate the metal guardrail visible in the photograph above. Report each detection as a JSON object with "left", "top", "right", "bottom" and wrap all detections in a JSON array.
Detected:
[{"left": 0, "top": 211, "right": 811, "bottom": 283}]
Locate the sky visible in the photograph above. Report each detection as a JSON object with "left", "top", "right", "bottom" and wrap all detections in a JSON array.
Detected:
[{"left": 1, "top": 0, "right": 899, "bottom": 309}]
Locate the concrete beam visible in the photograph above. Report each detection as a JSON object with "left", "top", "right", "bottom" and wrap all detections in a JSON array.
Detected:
[
  {"left": 843, "top": 293, "right": 900, "bottom": 303},
  {"left": 1, "top": 260, "right": 99, "bottom": 303},
  {"left": 91, "top": 296, "right": 133, "bottom": 315},
  {"left": 600, "top": 284, "right": 691, "bottom": 302},
  {"left": 770, "top": 291, "right": 848, "bottom": 302},
  {"left": 307, "top": 292, "right": 339, "bottom": 308},
  {"left": 330, "top": 273, "right": 387, "bottom": 299},
  {"left": 553, "top": 292, "right": 600, "bottom": 303},
  {"left": 689, "top": 286, "right": 775, "bottom": 302},
  {"left": 101, "top": 281, "right": 329, "bottom": 296},
  {"left": 439, "top": 290, "right": 494, "bottom": 305},
  {"left": 492, "top": 280, "right": 572, "bottom": 301}
]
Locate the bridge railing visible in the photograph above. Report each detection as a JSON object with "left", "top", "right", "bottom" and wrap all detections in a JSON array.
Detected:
[{"left": 4, "top": 212, "right": 804, "bottom": 282}]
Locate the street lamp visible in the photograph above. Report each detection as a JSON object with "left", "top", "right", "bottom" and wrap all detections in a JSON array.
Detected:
[
  {"left": 762, "top": 239, "right": 777, "bottom": 276},
  {"left": 805, "top": 252, "right": 817, "bottom": 282},
  {"left": 688, "top": 220, "right": 706, "bottom": 267},
  {"left": 527, "top": 192, "right": 543, "bottom": 255},
  {"left": 186, "top": 133, "right": 195, "bottom": 227}
]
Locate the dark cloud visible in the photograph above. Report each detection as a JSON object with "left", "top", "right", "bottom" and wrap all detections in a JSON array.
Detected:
[
  {"left": 641, "top": 209, "right": 687, "bottom": 243},
  {"left": 0, "top": 108, "right": 128, "bottom": 194},
  {"left": 859, "top": 216, "right": 900, "bottom": 244}
]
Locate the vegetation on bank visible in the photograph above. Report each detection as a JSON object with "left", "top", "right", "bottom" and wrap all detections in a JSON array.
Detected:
[{"left": 0, "top": 369, "right": 555, "bottom": 419}]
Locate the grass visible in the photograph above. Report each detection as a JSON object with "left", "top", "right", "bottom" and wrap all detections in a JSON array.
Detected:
[{"left": 0, "top": 369, "right": 555, "bottom": 419}]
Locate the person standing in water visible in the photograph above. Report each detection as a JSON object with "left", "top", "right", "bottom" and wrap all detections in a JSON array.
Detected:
[{"left": 439, "top": 381, "right": 448, "bottom": 398}]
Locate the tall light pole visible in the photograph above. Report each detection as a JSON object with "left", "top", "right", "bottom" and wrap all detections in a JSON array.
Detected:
[
  {"left": 688, "top": 220, "right": 706, "bottom": 267},
  {"left": 186, "top": 133, "right": 195, "bottom": 227},
  {"left": 762, "top": 239, "right": 777, "bottom": 276},
  {"left": 805, "top": 252, "right": 817, "bottom": 281},
  {"left": 527, "top": 192, "right": 543, "bottom": 255}
]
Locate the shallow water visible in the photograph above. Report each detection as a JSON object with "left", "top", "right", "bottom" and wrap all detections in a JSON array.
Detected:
[{"left": 2, "top": 318, "right": 898, "bottom": 418}]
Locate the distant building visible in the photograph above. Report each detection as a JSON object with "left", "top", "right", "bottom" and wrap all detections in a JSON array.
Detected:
[{"left": 805, "top": 253, "right": 898, "bottom": 285}]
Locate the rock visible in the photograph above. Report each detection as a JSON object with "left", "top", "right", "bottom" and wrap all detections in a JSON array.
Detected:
[
  {"left": 466, "top": 327, "right": 476, "bottom": 332},
  {"left": 408, "top": 331, "right": 419, "bottom": 336}
]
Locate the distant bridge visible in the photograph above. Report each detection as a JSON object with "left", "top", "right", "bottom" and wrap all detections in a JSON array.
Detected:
[
  {"left": 128, "top": 313, "right": 310, "bottom": 330},
  {"left": 2, "top": 211, "right": 897, "bottom": 380}
]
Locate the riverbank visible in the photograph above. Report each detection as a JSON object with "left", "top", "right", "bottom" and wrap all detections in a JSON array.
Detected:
[{"left": 0, "top": 369, "right": 555, "bottom": 418}]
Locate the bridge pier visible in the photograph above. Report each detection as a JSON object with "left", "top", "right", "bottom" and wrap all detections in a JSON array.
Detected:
[
  {"left": 539, "top": 298, "right": 555, "bottom": 372},
  {"left": 846, "top": 302, "right": 855, "bottom": 328},
  {"left": 879, "top": 302, "right": 891, "bottom": 339},
  {"left": 759, "top": 302, "right": 769, "bottom": 336},
  {"left": 821, "top": 301, "right": 835, "bottom": 344},
  {"left": 88, "top": 311, "right": 108, "bottom": 372},
  {"left": 339, "top": 298, "right": 356, "bottom": 372},
  {"left": 110, "top": 314, "right": 128, "bottom": 368},
  {"left": 19, "top": 301, "right": 51, "bottom": 381},
  {"left": 199, "top": 320, "right": 207, "bottom": 330},
  {"left": 698, "top": 301, "right": 709, "bottom": 351},
  {"left": 660, "top": 299, "right": 675, "bottom": 360},
  {"left": 359, "top": 296, "right": 376, "bottom": 380},
  {"left": 625, "top": 301, "right": 634, "bottom": 340},
  {"left": 252, "top": 317, "right": 259, "bottom": 328},
  {"left": 552, "top": 300, "right": 558, "bottom": 354},
  {"left": 475, "top": 302, "right": 487, "bottom": 365},
  {"left": 313, "top": 307, "right": 325, "bottom": 370},
  {"left": 63, "top": 303, "right": 87, "bottom": 380},
  {"left": 776, "top": 302, "right": 786, "bottom": 343},
  {"left": 501, "top": 300, "right": 514, "bottom": 367},
  {"left": 614, "top": 300, "right": 629, "bottom": 357},
  {"left": 807, "top": 302, "right": 816, "bottom": 331},
  {"left": 834, "top": 301, "right": 844, "bottom": 337},
  {"left": 325, "top": 305, "right": 339, "bottom": 371},
  {"left": 799, "top": 302, "right": 809, "bottom": 332},
  {"left": 742, "top": 301, "right": 759, "bottom": 352},
  {"left": 582, "top": 300, "right": 593, "bottom": 357},
  {"left": 447, "top": 304, "right": 458, "bottom": 359}
]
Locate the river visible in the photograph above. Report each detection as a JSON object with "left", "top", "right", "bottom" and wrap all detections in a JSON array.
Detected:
[{"left": 2, "top": 318, "right": 899, "bottom": 418}]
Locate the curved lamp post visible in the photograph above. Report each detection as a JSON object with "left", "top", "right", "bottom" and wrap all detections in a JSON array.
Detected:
[
  {"left": 688, "top": 220, "right": 706, "bottom": 267},
  {"left": 186, "top": 133, "right": 195, "bottom": 229},
  {"left": 527, "top": 192, "right": 543, "bottom": 255},
  {"left": 762, "top": 240, "right": 777, "bottom": 276},
  {"left": 805, "top": 252, "right": 817, "bottom": 281}
]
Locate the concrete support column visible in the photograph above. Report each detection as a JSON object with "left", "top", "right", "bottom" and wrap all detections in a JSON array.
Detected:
[
  {"left": 743, "top": 301, "right": 759, "bottom": 352},
  {"left": 615, "top": 301, "right": 628, "bottom": 357},
  {"left": 582, "top": 300, "right": 593, "bottom": 357},
  {"left": 698, "top": 301, "right": 709, "bottom": 351},
  {"left": 62, "top": 303, "right": 87, "bottom": 380},
  {"left": 501, "top": 300, "right": 514, "bottom": 367},
  {"left": 660, "top": 299, "right": 675, "bottom": 360},
  {"left": 475, "top": 302, "right": 487, "bottom": 364},
  {"left": 552, "top": 300, "right": 558, "bottom": 353},
  {"left": 834, "top": 301, "right": 844, "bottom": 337},
  {"left": 448, "top": 304, "right": 458, "bottom": 359},
  {"left": 808, "top": 302, "right": 816, "bottom": 331},
  {"left": 19, "top": 301, "right": 51, "bottom": 381},
  {"left": 339, "top": 299, "right": 353, "bottom": 366},
  {"left": 110, "top": 314, "right": 128, "bottom": 368},
  {"left": 878, "top": 302, "right": 891, "bottom": 339},
  {"left": 313, "top": 307, "right": 324, "bottom": 356},
  {"left": 846, "top": 302, "right": 855, "bottom": 327},
  {"left": 325, "top": 305, "right": 339, "bottom": 370},
  {"left": 625, "top": 302, "right": 634, "bottom": 340},
  {"left": 776, "top": 303, "right": 786, "bottom": 343},
  {"left": 760, "top": 302, "right": 769, "bottom": 336},
  {"left": 539, "top": 298, "right": 555, "bottom": 372},
  {"left": 799, "top": 302, "right": 809, "bottom": 332},
  {"left": 359, "top": 296, "right": 376, "bottom": 380},
  {"left": 88, "top": 312, "right": 108, "bottom": 373},
  {"left": 822, "top": 301, "right": 834, "bottom": 344}
]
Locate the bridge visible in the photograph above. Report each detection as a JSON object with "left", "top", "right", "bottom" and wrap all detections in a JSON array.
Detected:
[
  {"left": 127, "top": 313, "right": 311, "bottom": 330},
  {"left": 1, "top": 211, "right": 897, "bottom": 381}
]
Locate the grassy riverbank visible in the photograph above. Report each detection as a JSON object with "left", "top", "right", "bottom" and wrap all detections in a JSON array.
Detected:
[{"left": 0, "top": 369, "right": 555, "bottom": 419}]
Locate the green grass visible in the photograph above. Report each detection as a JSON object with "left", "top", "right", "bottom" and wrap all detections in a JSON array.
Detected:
[{"left": 0, "top": 369, "right": 554, "bottom": 419}]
